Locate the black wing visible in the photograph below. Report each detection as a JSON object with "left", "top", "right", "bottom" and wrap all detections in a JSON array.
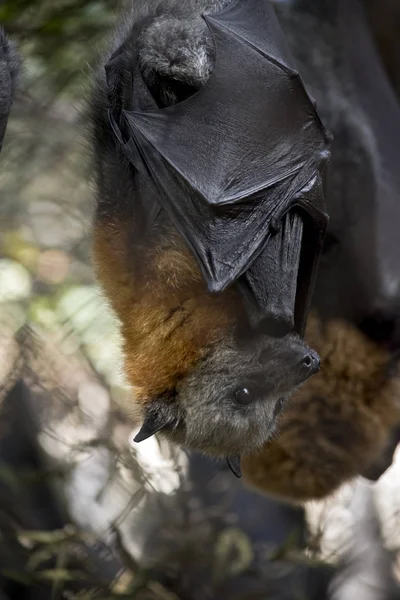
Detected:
[{"left": 108, "top": 0, "right": 331, "bottom": 332}]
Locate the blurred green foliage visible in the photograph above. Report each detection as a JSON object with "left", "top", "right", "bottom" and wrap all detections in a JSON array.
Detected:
[
  {"left": 0, "top": 0, "right": 126, "bottom": 395},
  {"left": 0, "top": 0, "right": 118, "bottom": 98}
]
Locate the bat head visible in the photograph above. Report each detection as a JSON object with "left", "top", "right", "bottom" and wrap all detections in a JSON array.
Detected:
[{"left": 134, "top": 330, "right": 320, "bottom": 457}]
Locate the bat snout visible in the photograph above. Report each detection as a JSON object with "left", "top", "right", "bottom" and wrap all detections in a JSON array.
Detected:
[
  {"left": 299, "top": 349, "right": 320, "bottom": 376},
  {"left": 260, "top": 337, "right": 320, "bottom": 379},
  {"left": 283, "top": 340, "right": 320, "bottom": 384},
  {"left": 257, "top": 336, "right": 320, "bottom": 398}
]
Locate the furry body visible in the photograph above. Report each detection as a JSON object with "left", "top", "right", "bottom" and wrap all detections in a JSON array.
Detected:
[
  {"left": 89, "top": 0, "right": 400, "bottom": 491},
  {"left": 93, "top": 224, "right": 237, "bottom": 401}
]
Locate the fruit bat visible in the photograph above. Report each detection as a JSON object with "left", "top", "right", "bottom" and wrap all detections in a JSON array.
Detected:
[
  {"left": 90, "top": 0, "right": 330, "bottom": 466},
  {"left": 106, "top": 0, "right": 331, "bottom": 338},
  {"left": 285, "top": 0, "right": 400, "bottom": 335},
  {"left": 90, "top": 0, "right": 400, "bottom": 488}
]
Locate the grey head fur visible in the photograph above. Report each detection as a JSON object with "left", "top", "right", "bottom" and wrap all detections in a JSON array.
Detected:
[{"left": 135, "top": 332, "right": 320, "bottom": 458}]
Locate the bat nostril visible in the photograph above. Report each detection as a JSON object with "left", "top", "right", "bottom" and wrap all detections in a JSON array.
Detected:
[{"left": 301, "top": 350, "right": 320, "bottom": 374}]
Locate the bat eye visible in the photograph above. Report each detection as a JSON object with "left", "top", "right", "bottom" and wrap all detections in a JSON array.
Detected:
[{"left": 233, "top": 386, "right": 254, "bottom": 405}]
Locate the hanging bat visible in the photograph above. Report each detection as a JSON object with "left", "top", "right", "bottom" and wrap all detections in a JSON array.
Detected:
[
  {"left": 90, "top": 0, "right": 400, "bottom": 490},
  {"left": 90, "top": 0, "right": 330, "bottom": 462}
]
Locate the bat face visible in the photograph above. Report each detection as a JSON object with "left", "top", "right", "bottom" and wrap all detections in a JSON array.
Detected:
[{"left": 135, "top": 329, "right": 320, "bottom": 457}]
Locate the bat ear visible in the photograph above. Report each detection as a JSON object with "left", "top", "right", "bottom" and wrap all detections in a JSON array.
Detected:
[
  {"left": 133, "top": 396, "right": 181, "bottom": 443},
  {"left": 227, "top": 455, "right": 242, "bottom": 478}
]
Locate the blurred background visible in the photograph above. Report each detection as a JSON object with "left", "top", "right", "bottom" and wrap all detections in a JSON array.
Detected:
[
  {"left": 1, "top": 1, "right": 400, "bottom": 599},
  {"left": 0, "top": 0, "right": 122, "bottom": 395}
]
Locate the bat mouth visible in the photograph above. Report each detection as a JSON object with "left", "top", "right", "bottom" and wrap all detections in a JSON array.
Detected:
[{"left": 273, "top": 396, "right": 287, "bottom": 418}]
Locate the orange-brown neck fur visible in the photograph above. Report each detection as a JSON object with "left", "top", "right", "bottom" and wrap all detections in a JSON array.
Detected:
[{"left": 92, "top": 216, "right": 240, "bottom": 402}]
